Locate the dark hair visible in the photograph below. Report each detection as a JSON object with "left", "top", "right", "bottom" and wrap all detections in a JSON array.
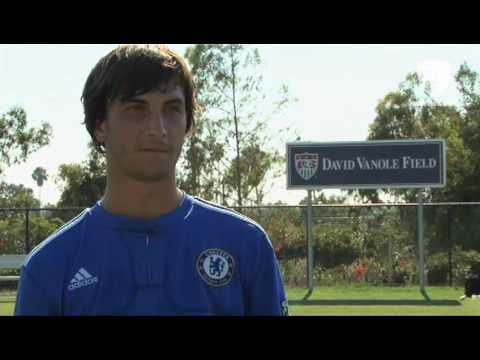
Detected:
[{"left": 81, "top": 44, "right": 197, "bottom": 153}]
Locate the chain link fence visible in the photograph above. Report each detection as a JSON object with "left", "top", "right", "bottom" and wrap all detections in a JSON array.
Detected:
[
  {"left": 238, "top": 203, "right": 480, "bottom": 287},
  {"left": 0, "top": 207, "right": 83, "bottom": 290},
  {"left": 1, "top": 203, "right": 480, "bottom": 289}
]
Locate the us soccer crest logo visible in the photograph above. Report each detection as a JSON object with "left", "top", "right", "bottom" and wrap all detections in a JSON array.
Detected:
[
  {"left": 197, "top": 248, "right": 235, "bottom": 287},
  {"left": 295, "top": 153, "right": 319, "bottom": 180}
]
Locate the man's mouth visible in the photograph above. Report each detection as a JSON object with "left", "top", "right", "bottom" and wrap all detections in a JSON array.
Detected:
[{"left": 139, "top": 148, "right": 168, "bottom": 153}]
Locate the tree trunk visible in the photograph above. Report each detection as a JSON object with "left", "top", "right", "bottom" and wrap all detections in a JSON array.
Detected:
[
  {"left": 191, "top": 134, "right": 198, "bottom": 195},
  {"left": 230, "top": 45, "right": 242, "bottom": 209}
]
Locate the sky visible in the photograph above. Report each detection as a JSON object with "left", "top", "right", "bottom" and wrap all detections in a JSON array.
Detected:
[{"left": 1, "top": 44, "right": 479, "bottom": 206}]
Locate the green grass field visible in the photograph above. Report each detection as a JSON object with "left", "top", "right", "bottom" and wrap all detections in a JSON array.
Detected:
[
  {"left": 0, "top": 291, "right": 15, "bottom": 316},
  {"left": 288, "top": 286, "right": 480, "bottom": 315},
  {"left": 1, "top": 286, "right": 479, "bottom": 316}
]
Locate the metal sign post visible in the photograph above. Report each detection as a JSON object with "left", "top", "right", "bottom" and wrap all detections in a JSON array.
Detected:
[
  {"left": 287, "top": 139, "right": 446, "bottom": 302},
  {"left": 303, "top": 190, "right": 314, "bottom": 300},
  {"left": 417, "top": 190, "right": 431, "bottom": 301}
]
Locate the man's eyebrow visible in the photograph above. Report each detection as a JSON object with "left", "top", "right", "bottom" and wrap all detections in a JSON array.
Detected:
[
  {"left": 164, "top": 97, "right": 185, "bottom": 106},
  {"left": 119, "top": 96, "right": 147, "bottom": 104},
  {"left": 118, "top": 96, "right": 185, "bottom": 106}
]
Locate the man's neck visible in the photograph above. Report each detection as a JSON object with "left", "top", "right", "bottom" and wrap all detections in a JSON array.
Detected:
[{"left": 101, "top": 177, "right": 184, "bottom": 220}]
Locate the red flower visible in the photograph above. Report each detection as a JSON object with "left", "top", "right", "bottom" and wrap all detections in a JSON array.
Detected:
[{"left": 353, "top": 264, "right": 368, "bottom": 280}]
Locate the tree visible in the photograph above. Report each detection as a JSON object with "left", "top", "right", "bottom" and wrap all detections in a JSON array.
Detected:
[
  {"left": 56, "top": 141, "right": 106, "bottom": 208},
  {"left": 32, "top": 167, "right": 48, "bottom": 206},
  {"left": 0, "top": 182, "right": 39, "bottom": 209},
  {"left": 360, "top": 65, "right": 479, "bottom": 203},
  {"left": 454, "top": 63, "right": 480, "bottom": 201},
  {"left": 0, "top": 182, "right": 68, "bottom": 255},
  {"left": 223, "top": 136, "right": 283, "bottom": 206},
  {"left": 356, "top": 64, "right": 480, "bottom": 267},
  {"left": 180, "top": 44, "right": 295, "bottom": 207},
  {"left": 0, "top": 182, "right": 39, "bottom": 254},
  {"left": 177, "top": 58, "right": 228, "bottom": 203},
  {"left": 299, "top": 191, "right": 348, "bottom": 206},
  {"left": 0, "top": 106, "right": 52, "bottom": 176}
]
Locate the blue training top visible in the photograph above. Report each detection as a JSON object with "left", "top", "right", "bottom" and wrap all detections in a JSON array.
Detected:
[{"left": 14, "top": 194, "right": 288, "bottom": 316}]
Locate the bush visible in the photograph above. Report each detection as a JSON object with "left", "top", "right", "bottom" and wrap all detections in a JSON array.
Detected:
[
  {"left": 359, "top": 258, "right": 388, "bottom": 285},
  {"left": 0, "top": 210, "right": 68, "bottom": 254},
  {"left": 423, "top": 249, "right": 480, "bottom": 286},
  {"left": 315, "top": 227, "right": 362, "bottom": 268},
  {"left": 315, "top": 265, "right": 346, "bottom": 286},
  {"left": 29, "top": 215, "right": 64, "bottom": 248},
  {"left": 428, "top": 252, "right": 450, "bottom": 285},
  {"left": 452, "top": 249, "right": 480, "bottom": 285},
  {"left": 281, "top": 258, "right": 307, "bottom": 287}
]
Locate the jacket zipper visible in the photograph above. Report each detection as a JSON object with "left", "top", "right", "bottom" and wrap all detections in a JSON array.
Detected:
[{"left": 146, "top": 232, "right": 150, "bottom": 282}]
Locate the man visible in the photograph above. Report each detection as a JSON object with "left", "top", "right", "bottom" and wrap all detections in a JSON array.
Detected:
[{"left": 15, "top": 44, "right": 289, "bottom": 316}]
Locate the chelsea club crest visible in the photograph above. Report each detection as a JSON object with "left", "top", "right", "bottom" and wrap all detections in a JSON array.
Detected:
[{"left": 197, "top": 248, "right": 235, "bottom": 287}]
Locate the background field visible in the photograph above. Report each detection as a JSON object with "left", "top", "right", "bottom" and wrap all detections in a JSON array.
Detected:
[
  {"left": 287, "top": 286, "right": 480, "bottom": 315},
  {"left": 0, "top": 291, "right": 15, "bottom": 316},
  {"left": 2, "top": 286, "right": 479, "bottom": 316}
]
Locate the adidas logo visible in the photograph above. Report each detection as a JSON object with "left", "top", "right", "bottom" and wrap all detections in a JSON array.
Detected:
[{"left": 68, "top": 268, "right": 99, "bottom": 291}]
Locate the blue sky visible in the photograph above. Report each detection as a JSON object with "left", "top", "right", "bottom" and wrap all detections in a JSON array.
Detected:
[{"left": 1, "top": 44, "right": 479, "bottom": 205}]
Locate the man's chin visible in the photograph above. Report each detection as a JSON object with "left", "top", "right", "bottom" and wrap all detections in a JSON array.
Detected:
[{"left": 128, "top": 170, "right": 173, "bottom": 183}]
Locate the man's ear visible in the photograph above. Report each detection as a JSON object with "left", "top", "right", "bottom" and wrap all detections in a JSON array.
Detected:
[
  {"left": 185, "top": 124, "right": 195, "bottom": 138},
  {"left": 94, "top": 118, "right": 108, "bottom": 145}
]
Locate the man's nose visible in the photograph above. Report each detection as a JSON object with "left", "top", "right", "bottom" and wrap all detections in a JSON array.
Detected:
[{"left": 144, "top": 112, "right": 167, "bottom": 137}]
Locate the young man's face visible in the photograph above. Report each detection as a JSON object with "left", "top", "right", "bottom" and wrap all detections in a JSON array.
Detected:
[{"left": 95, "top": 80, "right": 187, "bottom": 183}]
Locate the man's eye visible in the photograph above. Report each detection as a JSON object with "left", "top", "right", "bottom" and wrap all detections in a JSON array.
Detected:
[
  {"left": 127, "top": 104, "right": 144, "bottom": 112},
  {"left": 167, "top": 105, "right": 183, "bottom": 113}
]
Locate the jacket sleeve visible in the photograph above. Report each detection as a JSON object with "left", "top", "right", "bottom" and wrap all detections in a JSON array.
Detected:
[
  {"left": 244, "top": 228, "right": 289, "bottom": 316},
  {"left": 15, "top": 266, "right": 60, "bottom": 316}
]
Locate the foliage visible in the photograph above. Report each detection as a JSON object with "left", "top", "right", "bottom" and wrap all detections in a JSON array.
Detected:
[
  {"left": 0, "top": 106, "right": 52, "bottom": 176},
  {"left": 180, "top": 44, "right": 296, "bottom": 206},
  {"left": 361, "top": 63, "right": 480, "bottom": 203},
  {"left": 56, "top": 141, "right": 106, "bottom": 208},
  {"left": 32, "top": 167, "right": 48, "bottom": 188}
]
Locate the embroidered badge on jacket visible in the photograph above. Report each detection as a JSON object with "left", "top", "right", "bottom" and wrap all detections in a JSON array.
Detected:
[{"left": 197, "top": 248, "right": 235, "bottom": 287}]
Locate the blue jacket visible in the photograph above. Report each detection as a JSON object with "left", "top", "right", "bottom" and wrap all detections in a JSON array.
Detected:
[{"left": 15, "top": 194, "right": 288, "bottom": 316}]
